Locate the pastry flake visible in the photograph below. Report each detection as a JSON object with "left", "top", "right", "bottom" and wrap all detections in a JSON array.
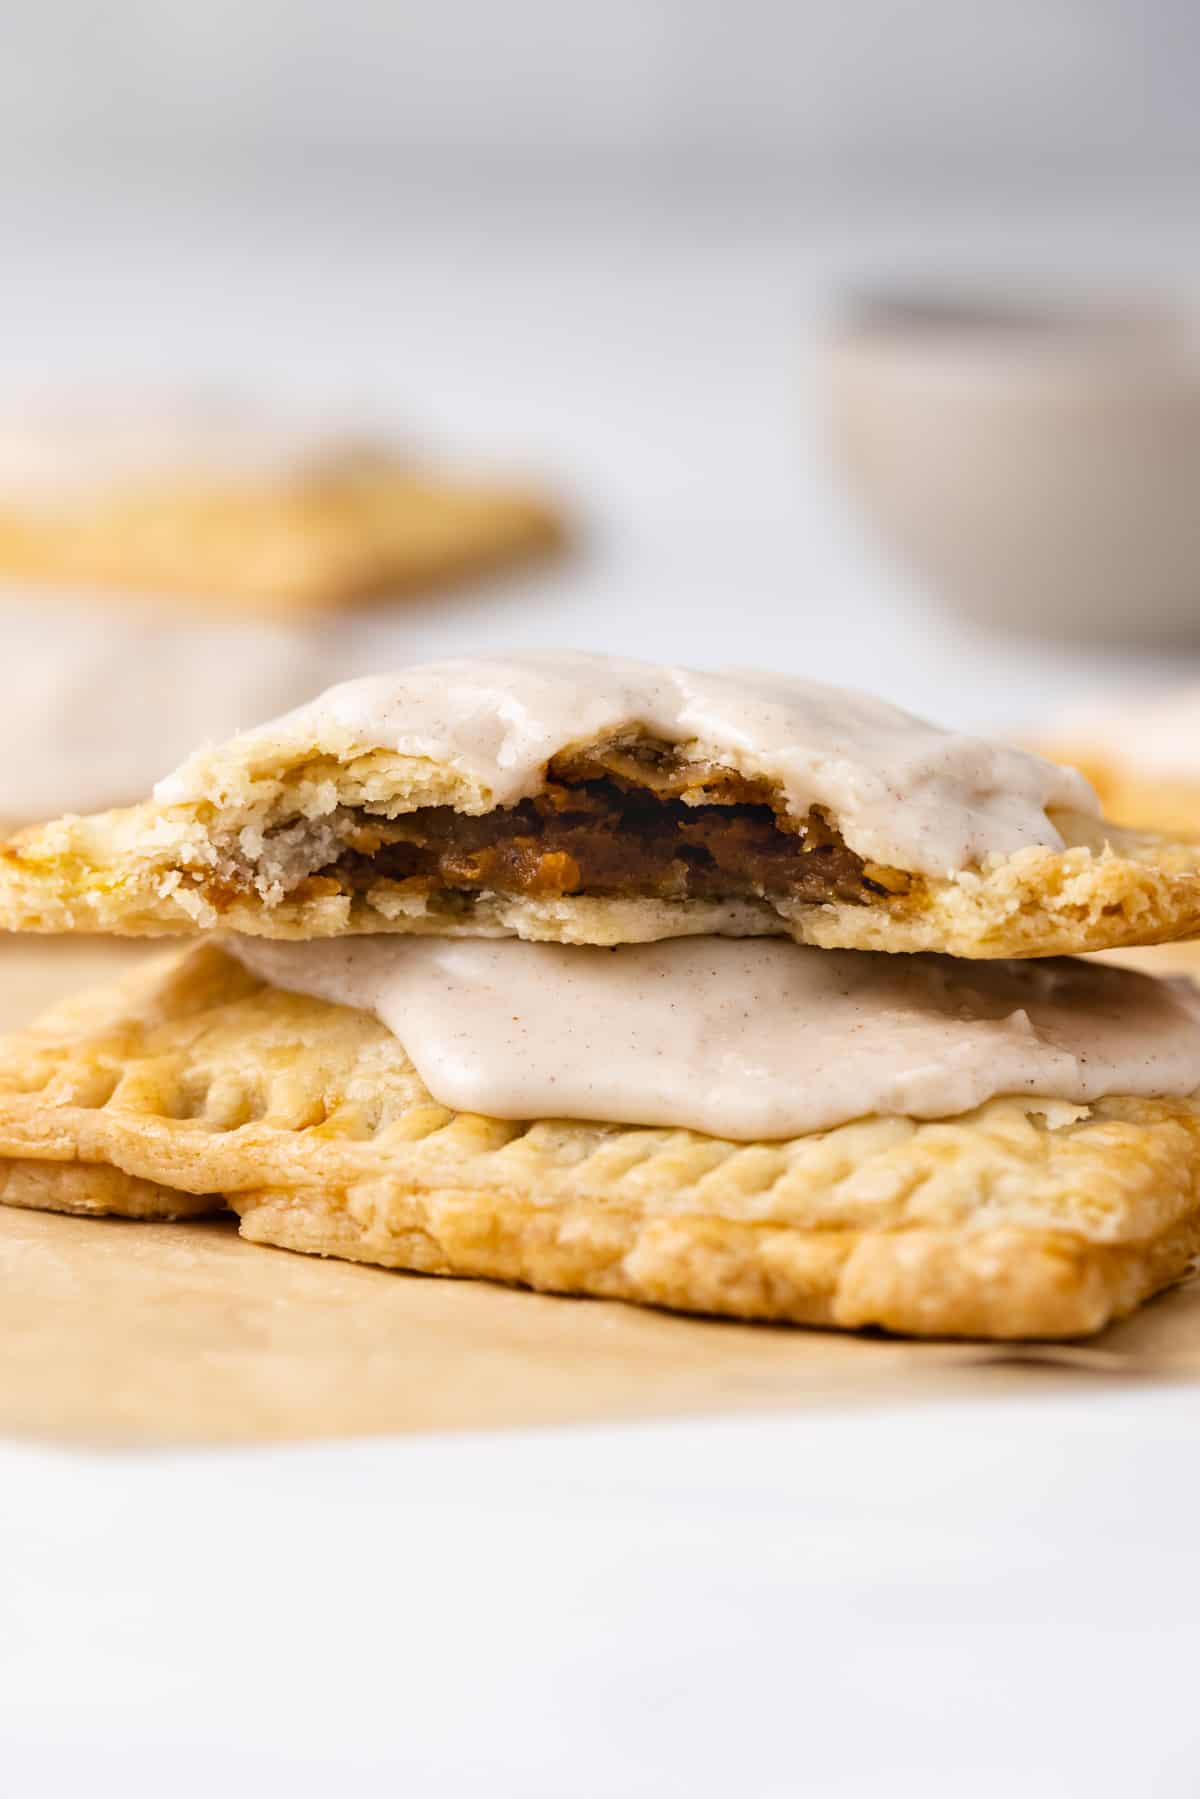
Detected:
[{"left": 2, "top": 943, "right": 1199, "bottom": 1340}]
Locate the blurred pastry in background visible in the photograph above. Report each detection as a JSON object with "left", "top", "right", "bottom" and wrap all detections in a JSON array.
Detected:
[
  {"left": 0, "top": 600, "right": 332, "bottom": 831},
  {"left": 0, "top": 396, "right": 565, "bottom": 618},
  {"left": 1036, "top": 686, "right": 1200, "bottom": 976},
  {"left": 1037, "top": 686, "right": 1200, "bottom": 834}
]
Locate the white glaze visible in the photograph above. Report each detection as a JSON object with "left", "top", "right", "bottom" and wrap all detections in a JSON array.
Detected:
[
  {"left": 227, "top": 935, "right": 1200, "bottom": 1140},
  {"left": 161, "top": 654, "right": 1097, "bottom": 878}
]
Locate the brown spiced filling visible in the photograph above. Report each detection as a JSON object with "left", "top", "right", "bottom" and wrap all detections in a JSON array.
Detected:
[{"left": 293, "top": 742, "right": 909, "bottom": 910}]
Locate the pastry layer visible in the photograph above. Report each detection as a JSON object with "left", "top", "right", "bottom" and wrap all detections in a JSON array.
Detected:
[
  {"left": 1, "top": 944, "right": 1198, "bottom": 1338},
  {"left": 0, "top": 457, "right": 562, "bottom": 617},
  {"left": 3, "top": 746, "right": 1200, "bottom": 956},
  {"left": 8, "top": 654, "right": 1182, "bottom": 958}
]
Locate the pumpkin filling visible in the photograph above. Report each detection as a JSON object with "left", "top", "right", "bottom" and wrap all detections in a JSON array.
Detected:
[{"left": 258, "top": 743, "right": 910, "bottom": 911}]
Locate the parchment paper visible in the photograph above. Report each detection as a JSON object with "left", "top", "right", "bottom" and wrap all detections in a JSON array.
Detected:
[{"left": 2, "top": 937, "right": 1199, "bottom": 1447}]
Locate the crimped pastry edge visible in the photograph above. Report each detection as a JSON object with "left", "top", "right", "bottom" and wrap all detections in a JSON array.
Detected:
[{"left": 1, "top": 1148, "right": 1194, "bottom": 1339}]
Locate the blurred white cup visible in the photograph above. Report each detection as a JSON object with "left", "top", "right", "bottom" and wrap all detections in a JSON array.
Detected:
[{"left": 824, "top": 292, "right": 1200, "bottom": 642}]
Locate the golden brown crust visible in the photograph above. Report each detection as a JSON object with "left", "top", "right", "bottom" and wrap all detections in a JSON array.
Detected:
[
  {"left": 1, "top": 944, "right": 1198, "bottom": 1338},
  {"left": 0, "top": 458, "right": 563, "bottom": 618},
  {"left": 0, "top": 1156, "right": 215, "bottom": 1220},
  {"left": 233, "top": 1187, "right": 1200, "bottom": 1340}
]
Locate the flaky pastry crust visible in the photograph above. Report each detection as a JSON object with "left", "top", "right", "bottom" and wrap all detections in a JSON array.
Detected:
[
  {"left": 4, "top": 726, "right": 1200, "bottom": 957},
  {"left": 0, "top": 456, "right": 563, "bottom": 617},
  {"left": 1, "top": 944, "right": 1198, "bottom": 1339}
]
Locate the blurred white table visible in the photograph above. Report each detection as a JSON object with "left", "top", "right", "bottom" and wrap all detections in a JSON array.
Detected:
[
  {"left": 2, "top": 179, "right": 1200, "bottom": 1795},
  {"left": 4, "top": 1389, "right": 1200, "bottom": 1798}
]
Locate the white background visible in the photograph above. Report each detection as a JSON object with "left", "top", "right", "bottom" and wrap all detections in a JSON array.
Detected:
[{"left": 3, "top": 0, "right": 1197, "bottom": 196}]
